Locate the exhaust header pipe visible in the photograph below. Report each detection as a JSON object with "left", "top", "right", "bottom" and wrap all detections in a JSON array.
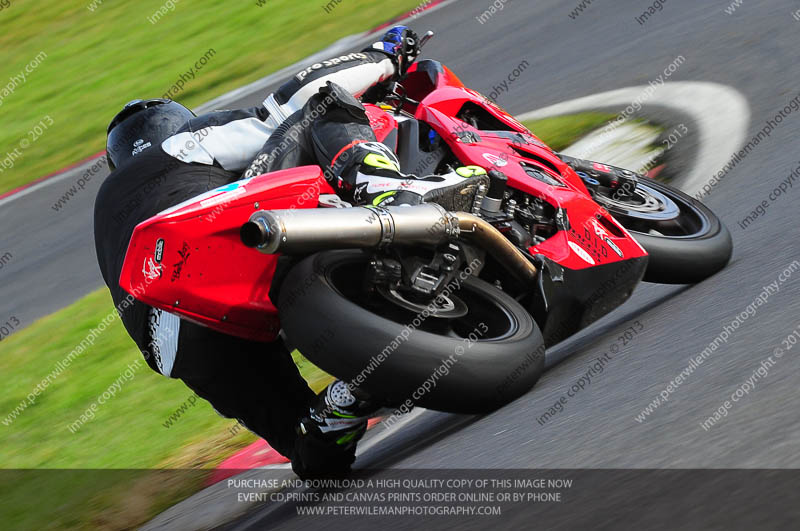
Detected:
[{"left": 241, "top": 204, "right": 537, "bottom": 283}]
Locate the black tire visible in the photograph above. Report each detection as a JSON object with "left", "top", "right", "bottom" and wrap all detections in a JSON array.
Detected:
[
  {"left": 278, "top": 250, "right": 545, "bottom": 414},
  {"left": 598, "top": 177, "right": 732, "bottom": 284}
]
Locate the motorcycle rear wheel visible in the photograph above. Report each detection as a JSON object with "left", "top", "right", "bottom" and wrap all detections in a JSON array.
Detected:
[{"left": 278, "top": 250, "right": 545, "bottom": 414}]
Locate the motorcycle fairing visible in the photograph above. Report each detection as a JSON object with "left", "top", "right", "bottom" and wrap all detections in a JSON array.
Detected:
[
  {"left": 119, "top": 166, "right": 334, "bottom": 342},
  {"left": 119, "top": 59, "right": 649, "bottom": 343}
]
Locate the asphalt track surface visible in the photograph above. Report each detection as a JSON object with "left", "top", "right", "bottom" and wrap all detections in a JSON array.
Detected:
[{"left": 4, "top": 0, "right": 800, "bottom": 528}]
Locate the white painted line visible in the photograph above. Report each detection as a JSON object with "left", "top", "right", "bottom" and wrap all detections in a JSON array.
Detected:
[{"left": 517, "top": 81, "right": 751, "bottom": 197}]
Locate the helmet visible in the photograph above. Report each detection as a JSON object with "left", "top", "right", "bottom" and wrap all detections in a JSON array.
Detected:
[{"left": 106, "top": 99, "right": 195, "bottom": 170}]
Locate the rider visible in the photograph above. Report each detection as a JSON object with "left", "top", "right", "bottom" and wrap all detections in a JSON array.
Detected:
[{"left": 94, "top": 27, "right": 486, "bottom": 477}]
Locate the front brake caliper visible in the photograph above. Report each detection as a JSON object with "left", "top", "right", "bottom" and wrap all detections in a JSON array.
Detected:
[{"left": 559, "top": 155, "right": 640, "bottom": 198}]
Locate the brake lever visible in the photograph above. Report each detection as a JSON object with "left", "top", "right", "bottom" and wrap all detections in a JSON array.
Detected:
[
  {"left": 381, "top": 31, "right": 433, "bottom": 114},
  {"left": 419, "top": 30, "right": 434, "bottom": 49}
]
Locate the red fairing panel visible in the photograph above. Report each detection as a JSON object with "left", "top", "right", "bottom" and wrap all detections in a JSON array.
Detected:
[
  {"left": 119, "top": 166, "right": 334, "bottom": 342},
  {"left": 403, "top": 103, "right": 647, "bottom": 270},
  {"left": 364, "top": 104, "right": 398, "bottom": 144}
]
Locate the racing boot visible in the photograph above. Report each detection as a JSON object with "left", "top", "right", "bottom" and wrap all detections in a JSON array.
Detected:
[
  {"left": 306, "top": 81, "right": 489, "bottom": 210},
  {"left": 292, "top": 380, "right": 377, "bottom": 478},
  {"left": 343, "top": 141, "right": 490, "bottom": 210}
]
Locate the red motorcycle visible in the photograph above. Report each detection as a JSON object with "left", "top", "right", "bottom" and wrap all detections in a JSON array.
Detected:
[{"left": 120, "top": 34, "right": 732, "bottom": 413}]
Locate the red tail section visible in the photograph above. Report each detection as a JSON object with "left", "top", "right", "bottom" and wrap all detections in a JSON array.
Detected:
[{"left": 119, "top": 166, "right": 334, "bottom": 342}]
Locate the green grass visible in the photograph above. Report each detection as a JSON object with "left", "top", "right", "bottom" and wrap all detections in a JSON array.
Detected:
[
  {"left": 0, "top": 0, "right": 423, "bottom": 195},
  {"left": 523, "top": 112, "right": 617, "bottom": 152},
  {"left": 0, "top": 288, "right": 332, "bottom": 529}
]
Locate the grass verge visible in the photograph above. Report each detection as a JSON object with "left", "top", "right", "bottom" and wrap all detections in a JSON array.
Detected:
[
  {"left": 523, "top": 112, "right": 617, "bottom": 152},
  {"left": 0, "top": 288, "right": 332, "bottom": 529},
  {"left": 0, "top": 0, "right": 423, "bottom": 195}
]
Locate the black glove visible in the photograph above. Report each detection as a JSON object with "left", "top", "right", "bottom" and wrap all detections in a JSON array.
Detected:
[{"left": 369, "top": 25, "right": 421, "bottom": 77}]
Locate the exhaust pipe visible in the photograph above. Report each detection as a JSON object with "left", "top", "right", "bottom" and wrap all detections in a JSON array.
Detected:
[
  {"left": 241, "top": 204, "right": 458, "bottom": 253},
  {"left": 455, "top": 212, "right": 538, "bottom": 284},
  {"left": 241, "top": 204, "right": 537, "bottom": 283}
]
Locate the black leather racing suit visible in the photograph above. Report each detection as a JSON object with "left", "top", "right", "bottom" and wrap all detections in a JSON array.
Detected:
[{"left": 93, "top": 48, "right": 397, "bottom": 462}]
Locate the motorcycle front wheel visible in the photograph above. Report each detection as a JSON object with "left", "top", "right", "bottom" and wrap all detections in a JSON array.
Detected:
[{"left": 596, "top": 176, "right": 733, "bottom": 284}]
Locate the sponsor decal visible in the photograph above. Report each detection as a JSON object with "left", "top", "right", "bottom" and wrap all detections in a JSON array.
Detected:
[
  {"left": 590, "top": 218, "right": 610, "bottom": 239},
  {"left": 590, "top": 219, "right": 624, "bottom": 258},
  {"left": 197, "top": 180, "right": 251, "bottom": 208},
  {"left": 157, "top": 177, "right": 256, "bottom": 216},
  {"left": 482, "top": 153, "right": 508, "bottom": 167},
  {"left": 568, "top": 241, "right": 596, "bottom": 265},
  {"left": 132, "top": 138, "right": 152, "bottom": 156},
  {"left": 171, "top": 242, "right": 191, "bottom": 282},
  {"left": 570, "top": 225, "right": 608, "bottom": 263},
  {"left": 147, "top": 309, "right": 164, "bottom": 372},
  {"left": 367, "top": 110, "right": 393, "bottom": 133},
  {"left": 154, "top": 238, "right": 165, "bottom": 263},
  {"left": 142, "top": 256, "right": 162, "bottom": 281},
  {"left": 295, "top": 53, "right": 368, "bottom": 81},
  {"left": 592, "top": 162, "right": 613, "bottom": 173},
  {"left": 353, "top": 182, "right": 368, "bottom": 204}
]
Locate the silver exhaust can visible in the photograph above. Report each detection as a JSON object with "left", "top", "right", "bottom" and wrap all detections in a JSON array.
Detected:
[{"left": 241, "top": 203, "right": 459, "bottom": 254}]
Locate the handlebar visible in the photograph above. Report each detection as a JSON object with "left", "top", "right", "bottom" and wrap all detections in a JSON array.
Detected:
[{"left": 383, "top": 30, "right": 433, "bottom": 115}]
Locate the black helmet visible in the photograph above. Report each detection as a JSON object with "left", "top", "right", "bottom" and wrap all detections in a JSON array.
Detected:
[{"left": 106, "top": 99, "right": 195, "bottom": 170}]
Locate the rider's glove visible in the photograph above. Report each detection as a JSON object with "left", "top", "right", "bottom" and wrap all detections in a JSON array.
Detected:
[{"left": 368, "top": 25, "right": 421, "bottom": 77}]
